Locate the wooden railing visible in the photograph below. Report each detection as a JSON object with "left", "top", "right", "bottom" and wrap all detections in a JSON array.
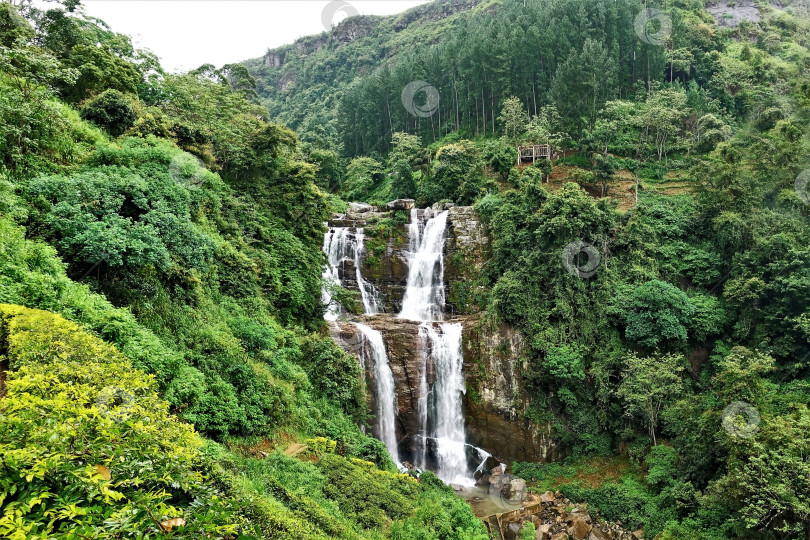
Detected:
[{"left": 517, "top": 144, "right": 552, "bottom": 165}]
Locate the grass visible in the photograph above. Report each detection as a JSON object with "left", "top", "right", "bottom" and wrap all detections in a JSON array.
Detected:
[{"left": 513, "top": 455, "right": 635, "bottom": 493}]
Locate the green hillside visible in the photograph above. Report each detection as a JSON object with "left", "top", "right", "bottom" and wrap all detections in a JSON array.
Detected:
[
  {"left": 247, "top": 0, "right": 810, "bottom": 538},
  {"left": 0, "top": 2, "right": 485, "bottom": 538},
  {"left": 1, "top": 0, "right": 810, "bottom": 538}
]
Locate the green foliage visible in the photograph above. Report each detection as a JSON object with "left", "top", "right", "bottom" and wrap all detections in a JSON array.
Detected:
[
  {"left": 519, "top": 522, "right": 536, "bottom": 540},
  {"left": 317, "top": 454, "right": 415, "bottom": 529},
  {"left": 4, "top": 1, "right": 810, "bottom": 538},
  {"left": 80, "top": 89, "right": 136, "bottom": 137},
  {"left": 0, "top": 305, "right": 237, "bottom": 539},
  {"left": 326, "top": 0, "right": 666, "bottom": 154},
  {"left": 298, "top": 335, "right": 367, "bottom": 421},
  {"left": 208, "top": 448, "right": 486, "bottom": 540},
  {"left": 1, "top": 90, "right": 337, "bottom": 444},
  {"left": 388, "top": 132, "right": 424, "bottom": 170},
  {"left": 342, "top": 156, "right": 384, "bottom": 201},
  {"left": 431, "top": 140, "right": 488, "bottom": 205},
  {"left": 307, "top": 147, "right": 343, "bottom": 191},
  {"left": 545, "top": 343, "right": 586, "bottom": 384},
  {"left": 498, "top": 96, "right": 528, "bottom": 143},
  {"left": 390, "top": 159, "right": 416, "bottom": 200},
  {"left": 0, "top": 3, "right": 33, "bottom": 47},
  {"left": 644, "top": 445, "right": 678, "bottom": 492},
  {"left": 617, "top": 353, "right": 685, "bottom": 446},
  {"left": 621, "top": 280, "right": 696, "bottom": 350},
  {"left": 482, "top": 138, "right": 517, "bottom": 181}
]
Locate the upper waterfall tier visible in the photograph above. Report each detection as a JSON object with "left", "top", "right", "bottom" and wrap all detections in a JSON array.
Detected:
[
  {"left": 399, "top": 209, "right": 449, "bottom": 322},
  {"left": 322, "top": 226, "right": 381, "bottom": 319}
]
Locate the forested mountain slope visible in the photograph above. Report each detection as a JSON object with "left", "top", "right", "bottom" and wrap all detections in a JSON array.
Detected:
[
  {"left": 248, "top": 0, "right": 810, "bottom": 538},
  {"left": 0, "top": 2, "right": 485, "bottom": 538},
  {"left": 1, "top": 0, "right": 810, "bottom": 538},
  {"left": 244, "top": 0, "right": 488, "bottom": 149}
]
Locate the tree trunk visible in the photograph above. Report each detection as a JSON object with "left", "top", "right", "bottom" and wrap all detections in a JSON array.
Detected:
[{"left": 0, "top": 358, "right": 7, "bottom": 400}]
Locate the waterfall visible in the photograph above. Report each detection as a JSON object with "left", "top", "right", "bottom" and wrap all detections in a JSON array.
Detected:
[
  {"left": 322, "top": 207, "right": 481, "bottom": 485},
  {"left": 424, "top": 322, "right": 469, "bottom": 484},
  {"left": 354, "top": 323, "right": 400, "bottom": 465},
  {"left": 400, "top": 208, "right": 472, "bottom": 484},
  {"left": 399, "top": 210, "right": 448, "bottom": 322},
  {"left": 322, "top": 226, "right": 380, "bottom": 319}
]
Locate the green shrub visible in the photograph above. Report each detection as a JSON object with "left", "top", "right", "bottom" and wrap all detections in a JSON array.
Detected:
[
  {"left": 639, "top": 162, "right": 666, "bottom": 180},
  {"left": 557, "top": 154, "right": 591, "bottom": 168},
  {"left": 80, "top": 89, "right": 137, "bottom": 137},
  {"left": 317, "top": 454, "right": 415, "bottom": 529},
  {"left": 0, "top": 304, "right": 237, "bottom": 539}
]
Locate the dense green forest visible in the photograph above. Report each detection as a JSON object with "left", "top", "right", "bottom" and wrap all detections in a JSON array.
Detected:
[
  {"left": 249, "top": 0, "right": 810, "bottom": 538},
  {"left": 1, "top": 0, "right": 810, "bottom": 538},
  {"left": 0, "top": 1, "right": 486, "bottom": 538}
]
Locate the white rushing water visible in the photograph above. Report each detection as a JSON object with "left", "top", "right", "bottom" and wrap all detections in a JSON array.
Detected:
[
  {"left": 399, "top": 208, "right": 472, "bottom": 484},
  {"left": 322, "top": 226, "right": 381, "bottom": 319},
  {"left": 399, "top": 209, "right": 449, "bottom": 322},
  {"left": 424, "top": 322, "right": 470, "bottom": 485},
  {"left": 354, "top": 322, "right": 400, "bottom": 465}
]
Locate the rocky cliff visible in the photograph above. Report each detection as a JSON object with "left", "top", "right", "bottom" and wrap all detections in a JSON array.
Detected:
[{"left": 462, "top": 315, "right": 561, "bottom": 463}]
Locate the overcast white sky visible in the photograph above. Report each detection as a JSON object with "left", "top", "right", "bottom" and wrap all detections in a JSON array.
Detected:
[{"left": 79, "top": 0, "right": 430, "bottom": 72}]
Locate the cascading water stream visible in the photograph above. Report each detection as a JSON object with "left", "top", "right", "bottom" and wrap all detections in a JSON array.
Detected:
[
  {"left": 322, "top": 226, "right": 380, "bottom": 319},
  {"left": 424, "top": 322, "right": 469, "bottom": 484},
  {"left": 399, "top": 209, "right": 448, "bottom": 322},
  {"left": 322, "top": 208, "right": 485, "bottom": 485},
  {"left": 322, "top": 225, "right": 398, "bottom": 466},
  {"left": 354, "top": 323, "right": 400, "bottom": 466},
  {"left": 399, "top": 209, "right": 472, "bottom": 485}
]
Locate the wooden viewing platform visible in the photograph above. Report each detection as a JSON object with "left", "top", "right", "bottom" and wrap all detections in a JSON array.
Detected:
[{"left": 517, "top": 144, "right": 553, "bottom": 166}]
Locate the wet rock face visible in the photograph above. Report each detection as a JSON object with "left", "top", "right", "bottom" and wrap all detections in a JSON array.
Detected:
[
  {"left": 328, "top": 206, "right": 434, "bottom": 314},
  {"left": 445, "top": 206, "right": 491, "bottom": 316},
  {"left": 329, "top": 315, "right": 435, "bottom": 465},
  {"left": 461, "top": 316, "right": 561, "bottom": 463},
  {"left": 361, "top": 230, "right": 410, "bottom": 315}
]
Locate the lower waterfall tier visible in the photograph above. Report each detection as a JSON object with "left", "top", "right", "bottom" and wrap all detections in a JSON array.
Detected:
[{"left": 329, "top": 314, "right": 562, "bottom": 469}]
